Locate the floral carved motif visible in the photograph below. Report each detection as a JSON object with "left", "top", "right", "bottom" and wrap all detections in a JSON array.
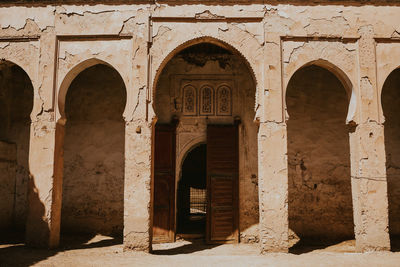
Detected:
[
  {"left": 182, "top": 85, "right": 197, "bottom": 115},
  {"left": 217, "top": 85, "right": 232, "bottom": 116},
  {"left": 200, "top": 85, "right": 214, "bottom": 115}
]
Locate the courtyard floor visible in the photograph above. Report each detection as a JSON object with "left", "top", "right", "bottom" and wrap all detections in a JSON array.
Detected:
[{"left": 1, "top": 234, "right": 400, "bottom": 267}]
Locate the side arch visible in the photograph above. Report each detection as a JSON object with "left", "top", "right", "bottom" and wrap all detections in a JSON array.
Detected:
[
  {"left": 285, "top": 59, "right": 357, "bottom": 124},
  {"left": 380, "top": 66, "right": 400, "bottom": 123},
  {"left": 0, "top": 59, "right": 38, "bottom": 119},
  {"left": 57, "top": 58, "right": 128, "bottom": 122}
]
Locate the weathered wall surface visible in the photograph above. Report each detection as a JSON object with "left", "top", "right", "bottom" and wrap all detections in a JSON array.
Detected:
[
  {"left": 382, "top": 68, "right": 400, "bottom": 238},
  {"left": 0, "top": 0, "right": 399, "bottom": 252},
  {"left": 62, "top": 64, "right": 126, "bottom": 236},
  {"left": 155, "top": 45, "right": 259, "bottom": 241},
  {"left": 0, "top": 63, "right": 33, "bottom": 231},
  {"left": 287, "top": 65, "right": 354, "bottom": 241}
]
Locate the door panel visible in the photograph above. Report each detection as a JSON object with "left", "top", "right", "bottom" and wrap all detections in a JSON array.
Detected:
[
  {"left": 153, "top": 124, "right": 176, "bottom": 243},
  {"left": 206, "top": 125, "right": 239, "bottom": 243}
]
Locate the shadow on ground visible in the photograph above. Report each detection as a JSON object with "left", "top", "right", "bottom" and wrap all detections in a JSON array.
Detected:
[
  {"left": 152, "top": 238, "right": 220, "bottom": 255},
  {"left": 289, "top": 238, "right": 356, "bottom": 254},
  {"left": 0, "top": 230, "right": 122, "bottom": 267}
]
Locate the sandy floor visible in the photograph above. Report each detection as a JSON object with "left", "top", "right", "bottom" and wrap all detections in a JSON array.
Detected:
[{"left": 1, "top": 234, "right": 400, "bottom": 267}]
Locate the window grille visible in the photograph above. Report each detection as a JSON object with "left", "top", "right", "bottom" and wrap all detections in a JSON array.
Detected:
[{"left": 189, "top": 187, "right": 207, "bottom": 214}]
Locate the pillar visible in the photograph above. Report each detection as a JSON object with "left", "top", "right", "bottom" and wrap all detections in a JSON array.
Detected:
[
  {"left": 25, "top": 29, "right": 62, "bottom": 248},
  {"left": 350, "top": 122, "right": 390, "bottom": 252},
  {"left": 26, "top": 120, "right": 63, "bottom": 248},
  {"left": 258, "top": 32, "right": 289, "bottom": 253},
  {"left": 123, "top": 120, "right": 153, "bottom": 251},
  {"left": 258, "top": 122, "right": 289, "bottom": 253},
  {"left": 349, "top": 25, "right": 390, "bottom": 252}
]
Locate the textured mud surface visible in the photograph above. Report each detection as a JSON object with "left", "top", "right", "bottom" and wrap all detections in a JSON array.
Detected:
[{"left": 1, "top": 235, "right": 400, "bottom": 267}]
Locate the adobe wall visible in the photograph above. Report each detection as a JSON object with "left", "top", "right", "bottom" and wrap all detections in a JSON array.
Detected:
[{"left": 0, "top": 0, "right": 399, "bottom": 253}]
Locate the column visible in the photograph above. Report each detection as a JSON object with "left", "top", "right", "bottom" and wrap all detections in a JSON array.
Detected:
[
  {"left": 350, "top": 25, "right": 390, "bottom": 252},
  {"left": 258, "top": 122, "right": 289, "bottom": 253},
  {"left": 123, "top": 120, "right": 153, "bottom": 251},
  {"left": 258, "top": 33, "right": 289, "bottom": 253},
  {"left": 25, "top": 29, "right": 62, "bottom": 248}
]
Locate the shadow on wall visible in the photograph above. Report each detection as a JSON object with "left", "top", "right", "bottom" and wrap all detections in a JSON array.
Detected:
[
  {"left": 382, "top": 67, "right": 400, "bottom": 252},
  {"left": 0, "top": 178, "right": 122, "bottom": 266},
  {"left": 0, "top": 61, "right": 33, "bottom": 239},
  {"left": 286, "top": 65, "right": 355, "bottom": 251}
]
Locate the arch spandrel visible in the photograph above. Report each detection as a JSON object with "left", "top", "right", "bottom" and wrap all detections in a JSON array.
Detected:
[
  {"left": 150, "top": 31, "right": 262, "bottom": 113},
  {"left": 282, "top": 41, "right": 359, "bottom": 125},
  {"left": 56, "top": 57, "right": 130, "bottom": 122}
]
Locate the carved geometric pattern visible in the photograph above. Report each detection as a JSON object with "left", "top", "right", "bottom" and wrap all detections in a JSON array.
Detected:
[
  {"left": 182, "top": 85, "right": 197, "bottom": 115},
  {"left": 216, "top": 85, "right": 232, "bottom": 116},
  {"left": 199, "top": 85, "right": 214, "bottom": 115}
]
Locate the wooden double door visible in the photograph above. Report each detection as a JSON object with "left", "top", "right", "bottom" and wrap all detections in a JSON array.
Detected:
[{"left": 153, "top": 124, "right": 239, "bottom": 244}]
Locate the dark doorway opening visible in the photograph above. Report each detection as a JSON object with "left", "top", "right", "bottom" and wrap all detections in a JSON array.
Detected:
[
  {"left": 177, "top": 144, "right": 207, "bottom": 238},
  {"left": 0, "top": 62, "right": 33, "bottom": 245},
  {"left": 382, "top": 68, "right": 400, "bottom": 251},
  {"left": 61, "top": 64, "right": 126, "bottom": 242},
  {"left": 286, "top": 65, "right": 354, "bottom": 252}
]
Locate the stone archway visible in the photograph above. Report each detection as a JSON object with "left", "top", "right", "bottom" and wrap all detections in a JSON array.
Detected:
[
  {"left": 58, "top": 63, "right": 127, "bottom": 242},
  {"left": 286, "top": 64, "right": 355, "bottom": 250},
  {"left": 382, "top": 67, "right": 400, "bottom": 251},
  {"left": 0, "top": 61, "right": 33, "bottom": 239},
  {"left": 152, "top": 40, "right": 258, "bottom": 246}
]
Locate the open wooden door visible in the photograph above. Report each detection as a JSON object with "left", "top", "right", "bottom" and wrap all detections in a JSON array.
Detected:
[
  {"left": 153, "top": 124, "right": 176, "bottom": 243},
  {"left": 206, "top": 124, "right": 239, "bottom": 243}
]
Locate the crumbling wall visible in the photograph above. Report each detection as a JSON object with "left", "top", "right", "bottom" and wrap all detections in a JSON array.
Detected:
[
  {"left": 287, "top": 65, "right": 354, "bottom": 242},
  {"left": 382, "top": 68, "right": 400, "bottom": 238},
  {"left": 62, "top": 64, "right": 126, "bottom": 236},
  {"left": 155, "top": 44, "right": 259, "bottom": 241},
  {"left": 0, "top": 63, "right": 33, "bottom": 231}
]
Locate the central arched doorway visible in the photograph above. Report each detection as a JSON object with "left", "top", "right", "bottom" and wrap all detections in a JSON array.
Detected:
[
  {"left": 152, "top": 39, "right": 258, "bottom": 246},
  {"left": 177, "top": 144, "right": 207, "bottom": 238}
]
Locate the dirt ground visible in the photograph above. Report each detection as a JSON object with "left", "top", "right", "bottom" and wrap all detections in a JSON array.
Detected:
[{"left": 1, "top": 234, "right": 400, "bottom": 267}]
